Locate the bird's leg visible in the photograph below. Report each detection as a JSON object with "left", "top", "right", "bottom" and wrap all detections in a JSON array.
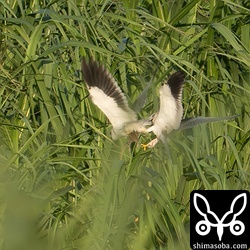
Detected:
[
  {"left": 141, "top": 138, "right": 159, "bottom": 150},
  {"left": 141, "top": 143, "right": 148, "bottom": 151}
]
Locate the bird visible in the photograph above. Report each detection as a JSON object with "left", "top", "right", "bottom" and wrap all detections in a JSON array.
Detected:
[
  {"left": 81, "top": 59, "right": 240, "bottom": 149},
  {"left": 81, "top": 58, "right": 151, "bottom": 142},
  {"left": 142, "top": 71, "right": 186, "bottom": 148},
  {"left": 81, "top": 58, "right": 186, "bottom": 148}
]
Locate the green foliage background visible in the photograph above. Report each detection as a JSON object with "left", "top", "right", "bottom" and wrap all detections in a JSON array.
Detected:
[{"left": 0, "top": 0, "right": 249, "bottom": 249}]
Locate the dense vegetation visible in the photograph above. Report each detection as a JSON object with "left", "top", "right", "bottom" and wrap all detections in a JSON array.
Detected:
[{"left": 0, "top": 0, "right": 249, "bottom": 249}]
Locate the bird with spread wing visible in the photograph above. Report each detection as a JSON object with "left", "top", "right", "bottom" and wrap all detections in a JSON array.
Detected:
[
  {"left": 81, "top": 58, "right": 238, "bottom": 149},
  {"left": 81, "top": 58, "right": 185, "bottom": 148},
  {"left": 81, "top": 59, "right": 151, "bottom": 142},
  {"left": 144, "top": 71, "right": 185, "bottom": 148}
]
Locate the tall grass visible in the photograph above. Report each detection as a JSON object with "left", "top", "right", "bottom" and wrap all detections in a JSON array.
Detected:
[{"left": 0, "top": 0, "right": 249, "bottom": 249}]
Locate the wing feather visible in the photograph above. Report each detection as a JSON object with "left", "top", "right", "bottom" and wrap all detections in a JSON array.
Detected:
[
  {"left": 81, "top": 59, "right": 137, "bottom": 134},
  {"left": 147, "top": 71, "right": 185, "bottom": 138}
]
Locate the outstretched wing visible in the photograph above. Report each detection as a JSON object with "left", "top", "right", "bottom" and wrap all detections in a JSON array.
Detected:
[
  {"left": 81, "top": 59, "right": 137, "bottom": 135},
  {"left": 147, "top": 71, "right": 185, "bottom": 138}
]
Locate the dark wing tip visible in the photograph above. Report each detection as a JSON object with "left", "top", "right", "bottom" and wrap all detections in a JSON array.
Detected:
[
  {"left": 81, "top": 58, "right": 102, "bottom": 88},
  {"left": 81, "top": 58, "right": 129, "bottom": 109},
  {"left": 166, "top": 71, "right": 185, "bottom": 100},
  {"left": 81, "top": 57, "right": 112, "bottom": 90}
]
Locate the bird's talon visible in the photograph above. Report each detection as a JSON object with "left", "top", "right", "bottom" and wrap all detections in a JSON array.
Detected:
[{"left": 141, "top": 144, "right": 148, "bottom": 151}]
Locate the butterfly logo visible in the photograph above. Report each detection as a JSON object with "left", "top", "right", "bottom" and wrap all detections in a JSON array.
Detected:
[{"left": 193, "top": 193, "right": 247, "bottom": 241}]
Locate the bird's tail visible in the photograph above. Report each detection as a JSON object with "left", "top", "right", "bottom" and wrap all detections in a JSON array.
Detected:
[{"left": 179, "top": 114, "right": 240, "bottom": 130}]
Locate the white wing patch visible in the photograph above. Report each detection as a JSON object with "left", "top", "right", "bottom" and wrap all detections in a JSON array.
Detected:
[
  {"left": 147, "top": 84, "right": 183, "bottom": 138},
  {"left": 144, "top": 71, "right": 185, "bottom": 148},
  {"left": 89, "top": 87, "right": 137, "bottom": 132},
  {"left": 157, "top": 84, "right": 183, "bottom": 131}
]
